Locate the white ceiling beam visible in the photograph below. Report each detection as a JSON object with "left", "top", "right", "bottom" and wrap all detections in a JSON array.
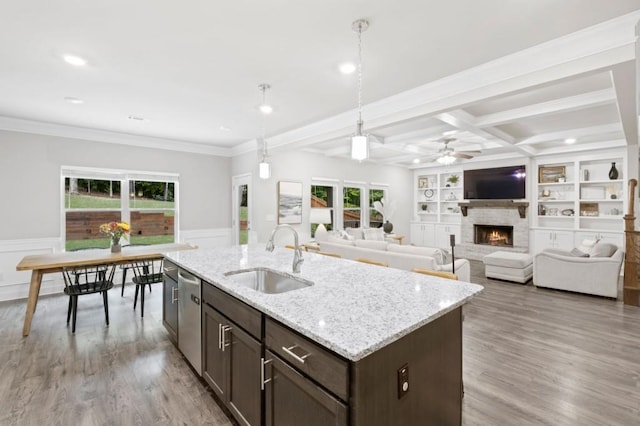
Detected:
[
  {"left": 610, "top": 63, "right": 638, "bottom": 146},
  {"left": 517, "top": 123, "right": 622, "bottom": 145},
  {"left": 435, "top": 110, "right": 537, "bottom": 157},
  {"left": 381, "top": 124, "right": 452, "bottom": 144},
  {"left": 475, "top": 88, "right": 616, "bottom": 127}
]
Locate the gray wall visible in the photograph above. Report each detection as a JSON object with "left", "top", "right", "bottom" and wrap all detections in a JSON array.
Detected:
[
  {"left": 232, "top": 149, "right": 413, "bottom": 243},
  {"left": 0, "top": 130, "right": 231, "bottom": 240}
]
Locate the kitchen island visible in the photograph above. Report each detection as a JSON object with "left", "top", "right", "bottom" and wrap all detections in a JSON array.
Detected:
[{"left": 166, "top": 245, "right": 483, "bottom": 425}]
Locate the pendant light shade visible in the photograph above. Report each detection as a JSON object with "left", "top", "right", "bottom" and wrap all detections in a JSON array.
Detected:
[
  {"left": 350, "top": 19, "right": 369, "bottom": 161},
  {"left": 259, "top": 157, "right": 271, "bottom": 179},
  {"left": 351, "top": 134, "right": 368, "bottom": 161},
  {"left": 258, "top": 83, "right": 271, "bottom": 180}
]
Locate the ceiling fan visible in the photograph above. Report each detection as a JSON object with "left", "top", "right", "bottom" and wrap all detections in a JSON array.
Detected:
[{"left": 433, "top": 138, "right": 481, "bottom": 164}]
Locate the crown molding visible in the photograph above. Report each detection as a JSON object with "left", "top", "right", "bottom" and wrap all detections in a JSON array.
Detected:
[{"left": 0, "top": 116, "right": 233, "bottom": 157}]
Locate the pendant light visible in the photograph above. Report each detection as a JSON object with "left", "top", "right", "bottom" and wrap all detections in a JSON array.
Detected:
[
  {"left": 258, "top": 83, "right": 271, "bottom": 179},
  {"left": 351, "top": 19, "right": 369, "bottom": 161}
]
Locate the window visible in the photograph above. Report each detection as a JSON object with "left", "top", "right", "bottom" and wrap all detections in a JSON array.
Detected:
[
  {"left": 343, "top": 186, "right": 362, "bottom": 229},
  {"left": 310, "top": 184, "right": 334, "bottom": 237},
  {"left": 369, "top": 188, "right": 385, "bottom": 228},
  {"left": 62, "top": 167, "right": 178, "bottom": 251},
  {"left": 128, "top": 180, "right": 176, "bottom": 245}
]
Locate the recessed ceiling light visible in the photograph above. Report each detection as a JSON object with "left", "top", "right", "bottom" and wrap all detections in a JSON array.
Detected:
[
  {"left": 64, "top": 97, "right": 84, "bottom": 104},
  {"left": 219, "top": 125, "right": 231, "bottom": 132},
  {"left": 259, "top": 104, "right": 273, "bottom": 115},
  {"left": 413, "top": 158, "right": 420, "bottom": 164},
  {"left": 339, "top": 62, "right": 356, "bottom": 74},
  {"left": 63, "top": 55, "right": 87, "bottom": 67},
  {"left": 564, "top": 138, "right": 576, "bottom": 144},
  {"left": 442, "top": 130, "right": 458, "bottom": 136}
]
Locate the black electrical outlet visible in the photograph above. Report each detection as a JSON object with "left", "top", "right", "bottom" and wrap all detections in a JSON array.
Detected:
[{"left": 397, "top": 363, "right": 409, "bottom": 399}]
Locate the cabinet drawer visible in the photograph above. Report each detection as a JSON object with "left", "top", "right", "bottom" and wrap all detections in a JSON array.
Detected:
[
  {"left": 202, "top": 282, "right": 262, "bottom": 340},
  {"left": 163, "top": 260, "right": 178, "bottom": 281},
  {"left": 265, "top": 318, "right": 349, "bottom": 401}
]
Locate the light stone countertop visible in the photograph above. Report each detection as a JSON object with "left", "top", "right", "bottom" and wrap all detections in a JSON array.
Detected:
[{"left": 166, "top": 245, "right": 484, "bottom": 361}]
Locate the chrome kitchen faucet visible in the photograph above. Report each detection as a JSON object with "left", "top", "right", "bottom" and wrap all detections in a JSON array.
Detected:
[{"left": 265, "top": 225, "right": 304, "bottom": 273}]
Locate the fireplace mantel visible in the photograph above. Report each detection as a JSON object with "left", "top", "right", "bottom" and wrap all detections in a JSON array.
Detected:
[{"left": 458, "top": 201, "right": 529, "bottom": 219}]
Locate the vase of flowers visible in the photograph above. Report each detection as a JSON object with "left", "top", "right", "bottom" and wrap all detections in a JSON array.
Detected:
[{"left": 99, "top": 221, "right": 130, "bottom": 253}]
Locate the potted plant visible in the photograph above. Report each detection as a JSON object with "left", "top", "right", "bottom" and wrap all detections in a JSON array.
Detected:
[{"left": 446, "top": 174, "right": 459, "bottom": 186}]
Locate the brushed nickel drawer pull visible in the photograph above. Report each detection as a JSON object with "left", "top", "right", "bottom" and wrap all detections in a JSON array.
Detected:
[
  {"left": 282, "top": 345, "right": 310, "bottom": 364},
  {"left": 217, "top": 323, "right": 222, "bottom": 350},
  {"left": 163, "top": 266, "right": 177, "bottom": 273},
  {"left": 221, "top": 325, "right": 231, "bottom": 351},
  {"left": 261, "top": 358, "right": 272, "bottom": 390},
  {"left": 171, "top": 287, "right": 178, "bottom": 304}
]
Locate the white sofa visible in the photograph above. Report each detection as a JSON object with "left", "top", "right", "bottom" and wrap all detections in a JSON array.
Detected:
[
  {"left": 533, "top": 244, "right": 624, "bottom": 298},
  {"left": 318, "top": 238, "right": 471, "bottom": 282}
]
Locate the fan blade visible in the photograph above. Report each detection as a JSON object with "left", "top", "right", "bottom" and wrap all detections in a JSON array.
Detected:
[{"left": 452, "top": 152, "right": 474, "bottom": 159}]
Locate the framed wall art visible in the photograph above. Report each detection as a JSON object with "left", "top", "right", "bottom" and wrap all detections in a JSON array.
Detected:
[
  {"left": 278, "top": 181, "right": 303, "bottom": 224},
  {"left": 538, "top": 166, "right": 566, "bottom": 183}
]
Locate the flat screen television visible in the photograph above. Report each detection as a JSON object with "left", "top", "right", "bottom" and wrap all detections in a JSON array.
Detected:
[{"left": 463, "top": 165, "right": 526, "bottom": 200}]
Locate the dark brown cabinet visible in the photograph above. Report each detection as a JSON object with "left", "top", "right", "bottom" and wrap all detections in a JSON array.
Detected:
[
  {"left": 264, "top": 350, "right": 348, "bottom": 426},
  {"left": 162, "top": 261, "right": 179, "bottom": 344},
  {"left": 194, "top": 281, "right": 463, "bottom": 426},
  {"left": 202, "top": 285, "right": 262, "bottom": 426}
]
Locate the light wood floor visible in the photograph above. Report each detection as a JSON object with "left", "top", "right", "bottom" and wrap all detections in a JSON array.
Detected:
[{"left": 1, "top": 262, "right": 639, "bottom": 425}]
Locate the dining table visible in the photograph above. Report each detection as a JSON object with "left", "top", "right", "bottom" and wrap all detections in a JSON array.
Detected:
[{"left": 16, "top": 242, "right": 196, "bottom": 336}]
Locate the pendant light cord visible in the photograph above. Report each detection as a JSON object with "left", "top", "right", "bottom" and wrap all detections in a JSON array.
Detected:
[{"left": 357, "top": 23, "right": 363, "bottom": 126}]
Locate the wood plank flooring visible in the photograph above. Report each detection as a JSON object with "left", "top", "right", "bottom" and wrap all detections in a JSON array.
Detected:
[{"left": 0, "top": 262, "right": 638, "bottom": 425}]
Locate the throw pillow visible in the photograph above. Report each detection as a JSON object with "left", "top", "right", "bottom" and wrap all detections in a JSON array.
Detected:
[
  {"left": 589, "top": 242, "right": 617, "bottom": 258},
  {"left": 363, "top": 228, "right": 385, "bottom": 241},
  {"left": 577, "top": 238, "right": 599, "bottom": 255},
  {"left": 570, "top": 248, "right": 589, "bottom": 257},
  {"left": 326, "top": 236, "right": 355, "bottom": 246}
]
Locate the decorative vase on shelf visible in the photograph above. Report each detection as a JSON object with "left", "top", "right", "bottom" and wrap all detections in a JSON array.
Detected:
[
  {"left": 608, "top": 162, "right": 619, "bottom": 180},
  {"left": 383, "top": 221, "right": 393, "bottom": 233},
  {"left": 111, "top": 238, "right": 121, "bottom": 253}
]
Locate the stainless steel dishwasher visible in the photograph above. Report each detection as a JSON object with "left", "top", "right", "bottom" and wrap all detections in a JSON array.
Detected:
[{"left": 178, "top": 268, "right": 202, "bottom": 375}]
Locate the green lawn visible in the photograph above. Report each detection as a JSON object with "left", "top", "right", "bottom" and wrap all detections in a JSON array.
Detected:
[
  {"left": 65, "top": 193, "right": 175, "bottom": 209},
  {"left": 66, "top": 235, "right": 174, "bottom": 251}
]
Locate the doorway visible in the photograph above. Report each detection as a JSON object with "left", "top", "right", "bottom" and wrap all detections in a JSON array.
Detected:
[{"left": 232, "top": 174, "right": 251, "bottom": 245}]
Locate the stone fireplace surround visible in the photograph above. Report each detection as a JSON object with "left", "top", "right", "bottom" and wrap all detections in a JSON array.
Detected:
[{"left": 456, "top": 201, "right": 529, "bottom": 261}]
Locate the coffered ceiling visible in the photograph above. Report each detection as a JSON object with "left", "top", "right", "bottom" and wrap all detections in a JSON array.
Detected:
[{"left": 0, "top": 1, "right": 638, "bottom": 166}]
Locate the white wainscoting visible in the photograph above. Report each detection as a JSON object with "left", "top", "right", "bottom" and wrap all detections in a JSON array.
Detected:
[
  {"left": 0, "top": 228, "right": 233, "bottom": 302},
  {"left": 0, "top": 237, "right": 62, "bottom": 301}
]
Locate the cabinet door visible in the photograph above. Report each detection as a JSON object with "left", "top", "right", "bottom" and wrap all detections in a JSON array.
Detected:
[
  {"left": 203, "top": 304, "right": 226, "bottom": 398},
  {"left": 554, "top": 230, "right": 574, "bottom": 250},
  {"left": 410, "top": 223, "right": 424, "bottom": 246},
  {"left": 227, "top": 324, "right": 262, "bottom": 426},
  {"left": 435, "top": 224, "right": 460, "bottom": 249},
  {"left": 264, "top": 350, "right": 348, "bottom": 426},
  {"left": 533, "top": 230, "right": 554, "bottom": 253},
  {"left": 162, "top": 275, "right": 178, "bottom": 344}
]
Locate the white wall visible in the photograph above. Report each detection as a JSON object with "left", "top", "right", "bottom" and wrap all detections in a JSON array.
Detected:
[
  {"left": 231, "top": 150, "right": 413, "bottom": 244},
  {"left": 0, "top": 129, "right": 232, "bottom": 300}
]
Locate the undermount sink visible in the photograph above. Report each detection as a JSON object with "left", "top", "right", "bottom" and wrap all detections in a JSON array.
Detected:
[{"left": 224, "top": 268, "right": 313, "bottom": 294}]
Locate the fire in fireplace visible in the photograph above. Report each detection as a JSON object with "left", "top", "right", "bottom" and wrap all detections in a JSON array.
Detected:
[{"left": 474, "top": 224, "right": 513, "bottom": 247}]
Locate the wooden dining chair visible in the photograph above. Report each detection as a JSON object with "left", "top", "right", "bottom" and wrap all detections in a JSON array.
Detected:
[
  {"left": 318, "top": 251, "right": 342, "bottom": 258},
  {"left": 61, "top": 263, "right": 116, "bottom": 333},
  {"left": 411, "top": 268, "right": 458, "bottom": 280},
  {"left": 119, "top": 244, "right": 152, "bottom": 297},
  {"left": 356, "top": 258, "right": 388, "bottom": 267},
  {"left": 129, "top": 259, "right": 164, "bottom": 318}
]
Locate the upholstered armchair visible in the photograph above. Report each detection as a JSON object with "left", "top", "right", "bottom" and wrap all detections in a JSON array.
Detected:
[{"left": 533, "top": 246, "right": 624, "bottom": 298}]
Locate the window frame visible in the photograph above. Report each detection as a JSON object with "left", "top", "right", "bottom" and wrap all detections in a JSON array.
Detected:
[{"left": 61, "top": 166, "right": 179, "bottom": 251}]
